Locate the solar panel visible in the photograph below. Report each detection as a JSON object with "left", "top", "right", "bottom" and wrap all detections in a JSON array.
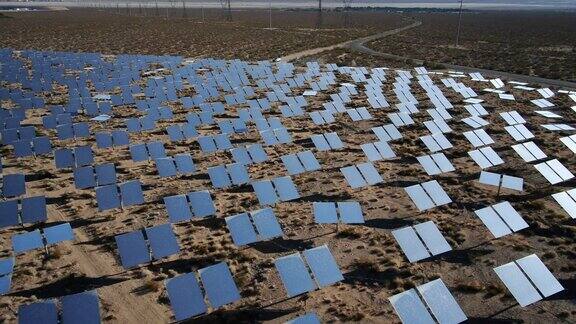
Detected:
[
  {"left": 12, "top": 229, "right": 44, "bottom": 254},
  {"left": 174, "top": 154, "right": 196, "bottom": 174},
  {"left": 494, "top": 257, "right": 551, "bottom": 307},
  {"left": 251, "top": 208, "right": 283, "bottom": 240},
  {"left": 18, "top": 301, "right": 58, "bottom": 324},
  {"left": 156, "top": 158, "right": 178, "bottom": 177},
  {"left": 225, "top": 213, "right": 258, "bottom": 246},
  {"left": 389, "top": 289, "right": 435, "bottom": 324},
  {"left": 337, "top": 201, "right": 364, "bottom": 224},
  {"left": 0, "top": 200, "right": 19, "bottom": 228},
  {"left": 534, "top": 159, "right": 574, "bottom": 184},
  {"left": 405, "top": 184, "right": 435, "bottom": 211},
  {"left": 74, "top": 166, "right": 97, "bottom": 189},
  {"left": 164, "top": 194, "right": 192, "bottom": 223},
  {"left": 44, "top": 223, "right": 74, "bottom": 245},
  {"left": 516, "top": 254, "right": 563, "bottom": 298},
  {"left": 392, "top": 227, "right": 430, "bottom": 262},
  {"left": 115, "top": 230, "right": 151, "bottom": 269},
  {"left": 60, "top": 290, "right": 101, "bottom": 324},
  {"left": 552, "top": 189, "right": 576, "bottom": 218},
  {"left": 166, "top": 273, "right": 207, "bottom": 320},
  {"left": 118, "top": 180, "right": 144, "bottom": 207},
  {"left": 2, "top": 173, "right": 25, "bottom": 197},
  {"left": 198, "top": 262, "right": 241, "bottom": 308},
  {"left": 21, "top": 196, "right": 47, "bottom": 224},
  {"left": 274, "top": 176, "right": 300, "bottom": 201},
  {"left": 414, "top": 221, "right": 451, "bottom": 256},
  {"left": 95, "top": 184, "right": 121, "bottom": 211},
  {"left": 313, "top": 202, "right": 338, "bottom": 223},
  {"left": 421, "top": 180, "right": 452, "bottom": 206},
  {"left": 417, "top": 279, "right": 467, "bottom": 324},
  {"left": 252, "top": 180, "right": 278, "bottom": 205},
  {"left": 188, "top": 191, "right": 216, "bottom": 217},
  {"left": 275, "top": 253, "right": 316, "bottom": 297},
  {"left": 286, "top": 313, "right": 321, "bottom": 324},
  {"left": 475, "top": 202, "right": 527, "bottom": 238},
  {"left": 145, "top": 223, "right": 180, "bottom": 259},
  {"left": 208, "top": 165, "right": 232, "bottom": 188},
  {"left": 302, "top": 245, "right": 343, "bottom": 288}
]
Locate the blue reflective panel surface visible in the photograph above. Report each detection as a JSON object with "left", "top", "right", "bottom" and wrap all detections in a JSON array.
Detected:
[
  {"left": 252, "top": 180, "right": 278, "bottom": 205},
  {"left": 156, "top": 158, "right": 177, "bottom": 178},
  {"left": 337, "top": 201, "right": 364, "bottom": 224},
  {"left": 55, "top": 148, "right": 74, "bottom": 169},
  {"left": 95, "top": 185, "right": 121, "bottom": 211},
  {"left": 286, "top": 313, "right": 321, "bottom": 324},
  {"left": 95, "top": 163, "right": 116, "bottom": 186},
  {"left": 303, "top": 245, "right": 344, "bottom": 288},
  {"left": 0, "top": 200, "right": 20, "bottom": 228},
  {"left": 198, "top": 262, "right": 241, "bottom": 308},
  {"left": 115, "top": 230, "right": 151, "bottom": 269},
  {"left": 273, "top": 176, "right": 300, "bottom": 202},
  {"left": 313, "top": 202, "right": 338, "bottom": 224},
  {"left": 12, "top": 229, "right": 44, "bottom": 254},
  {"left": 0, "top": 257, "right": 14, "bottom": 276},
  {"left": 21, "top": 196, "right": 47, "bottom": 224},
  {"left": 74, "top": 146, "right": 94, "bottom": 167},
  {"left": 174, "top": 154, "right": 195, "bottom": 174},
  {"left": 225, "top": 213, "right": 258, "bottom": 246},
  {"left": 119, "top": 180, "right": 144, "bottom": 207},
  {"left": 130, "top": 144, "right": 148, "bottom": 162},
  {"left": 61, "top": 290, "right": 101, "bottom": 324},
  {"left": 95, "top": 132, "right": 113, "bottom": 148},
  {"left": 166, "top": 273, "right": 207, "bottom": 321},
  {"left": 208, "top": 165, "right": 231, "bottom": 188},
  {"left": 44, "top": 223, "right": 74, "bottom": 245},
  {"left": 147, "top": 141, "right": 166, "bottom": 159},
  {"left": 251, "top": 208, "right": 283, "bottom": 240},
  {"left": 2, "top": 173, "right": 25, "bottom": 197},
  {"left": 18, "top": 301, "right": 58, "bottom": 324},
  {"left": 0, "top": 274, "right": 11, "bottom": 295},
  {"left": 164, "top": 195, "right": 192, "bottom": 223},
  {"left": 145, "top": 223, "right": 180, "bottom": 260},
  {"left": 275, "top": 253, "right": 316, "bottom": 297},
  {"left": 188, "top": 191, "right": 216, "bottom": 217},
  {"left": 74, "top": 166, "right": 96, "bottom": 189}
]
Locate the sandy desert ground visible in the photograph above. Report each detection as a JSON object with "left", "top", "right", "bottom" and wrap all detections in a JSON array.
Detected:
[{"left": 0, "top": 7, "right": 576, "bottom": 324}]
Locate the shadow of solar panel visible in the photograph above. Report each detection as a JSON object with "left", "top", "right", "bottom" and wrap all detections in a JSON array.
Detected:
[
  {"left": 228, "top": 163, "right": 249, "bottom": 185},
  {"left": 21, "top": 196, "right": 47, "bottom": 224},
  {"left": 95, "top": 184, "right": 121, "bottom": 211},
  {"left": 389, "top": 289, "right": 435, "bottom": 324},
  {"left": 251, "top": 208, "right": 283, "bottom": 240},
  {"left": 303, "top": 245, "right": 343, "bottom": 288},
  {"left": 226, "top": 213, "right": 258, "bottom": 246},
  {"left": 146, "top": 223, "right": 180, "bottom": 260},
  {"left": 44, "top": 223, "right": 74, "bottom": 245},
  {"left": 494, "top": 262, "right": 542, "bottom": 307},
  {"left": 74, "top": 146, "right": 94, "bottom": 167},
  {"left": 286, "top": 313, "right": 321, "bottom": 324},
  {"left": 95, "top": 163, "right": 116, "bottom": 186},
  {"left": 0, "top": 200, "right": 19, "bottom": 228},
  {"left": 252, "top": 180, "right": 278, "bottom": 205},
  {"left": 208, "top": 165, "right": 231, "bottom": 189},
  {"left": 164, "top": 195, "right": 192, "bottom": 223},
  {"left": 199, "top": 262, "right": 241, "bottom": 308},
  {"left": 275, "top": 253, "right": 316, "bottom": 297},
  {"left": 18, "top": 301, "right": 58, "bottom": 324},
  {"left": 166, "top": 273, "right": 207, "bottom": 320},
  {"left": 313, "top": 202, "right": 338, "bottom": 223},
  {"left": 417, "top": 279, "right": 467, "bottom": 324},
  {"left": 55, "top": 149, "right": 74, "bottom": 169},
  {"left": 174, "top": 154, "right": 195, "bottom": 174},
  {"left": 337, "top": 201, "right": 364, "bottom": 224},
  {"left": 341, "top": 166, "right": 366, "bottom": 189},
  {"left": 74, "top": 166, "right": 96, "bottom": 189},
  {"left": 61, "top": 290, "right": 100, "bottom": 324},
  {"left": 119, "top": 180, "right": 144, "bottom": 207},
  {"left": 188, "top": 191, "right": 216, "bottom": 218},
  {"left": 12, "top": 229, "right": 43, "bottom": 254},
  {"left": 274, "top": 176, "right": 300, "bottom": 202},
  {"left": 115, "top": 230, "right": 151, "bottom": 269},
  {"left": 156, "top": 158, "right": 177, "bottom": 177},
  {"left": 2, "top": 173, "right": 25, "bottom": 197}
]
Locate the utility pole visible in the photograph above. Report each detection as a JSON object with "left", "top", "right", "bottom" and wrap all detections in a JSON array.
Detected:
[{"left": 455, "top": 0, "right": 464, "bottom": 47}]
